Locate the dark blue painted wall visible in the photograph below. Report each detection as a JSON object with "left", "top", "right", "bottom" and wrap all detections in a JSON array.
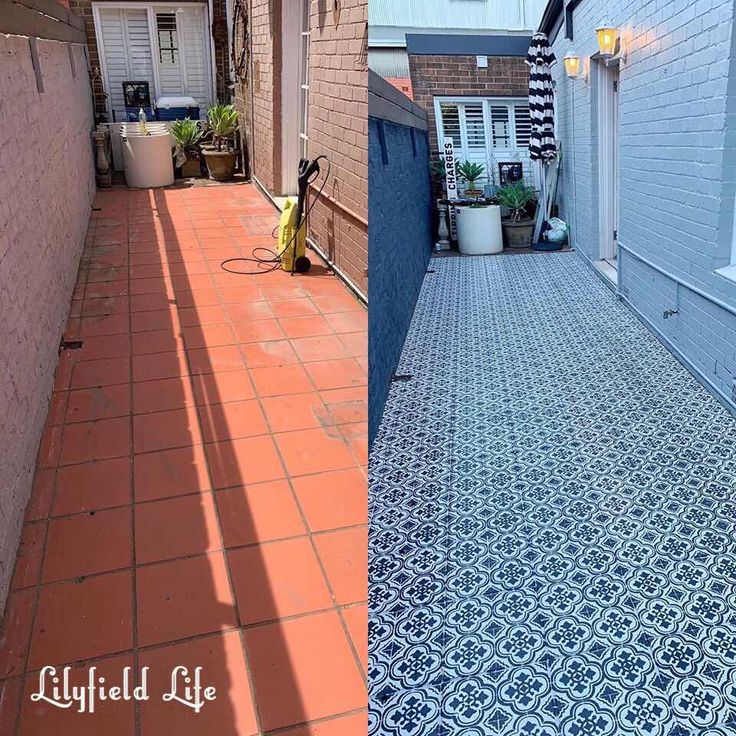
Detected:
[{"left": 368, "top": 117, "right": 433, "bottom": 445}]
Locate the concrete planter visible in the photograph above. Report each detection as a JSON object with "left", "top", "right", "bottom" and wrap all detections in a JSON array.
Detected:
[
  {"left": 502, "top": 218, "right": 535, "bottom": 248},
  {"left": 202, "top": 148, "right": 237, "bottom": 181},
  {"left": 456, "top": 205, "right": 503, "bottom": 255}
]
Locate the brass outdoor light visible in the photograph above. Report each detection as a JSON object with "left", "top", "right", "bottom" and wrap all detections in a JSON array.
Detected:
[
  {"left": 596, "top": 26, "right": 620, "bottom": 59},
  {"left": 563, "top": 53, "right": 584, "bottom": 79}
]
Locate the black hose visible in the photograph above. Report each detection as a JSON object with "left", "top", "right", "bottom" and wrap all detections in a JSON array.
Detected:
[{"left": 220, "top": 157, "right": 331, "bottom": 276}]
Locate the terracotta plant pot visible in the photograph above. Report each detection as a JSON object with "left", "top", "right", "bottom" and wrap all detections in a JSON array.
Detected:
[
  {"left": 202, "top": 148, "right": 237, "bottom": 181},
  {"left": 502, "top": 218, "right": 535, "bottom": 248},
  {"left": 178, "top": 157, "right": 202, "bottom": 178}
]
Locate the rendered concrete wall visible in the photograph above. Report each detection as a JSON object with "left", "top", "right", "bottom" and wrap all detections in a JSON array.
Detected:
[
  {"left": 368, "top": 73, "right": 433, "bottom": 443},
  {"left": 550, "top": 0, "right": 736, "bottom": 410},
  {"left": 0, "top": 34, "right": 95, "bottom": 605}
]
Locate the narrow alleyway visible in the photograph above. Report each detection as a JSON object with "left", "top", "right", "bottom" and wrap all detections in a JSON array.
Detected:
[
  {"left": 0, "top": 183, "right": 367, "bottom": 735},
  {"left": 370, "top": 253, "right": 736, "bottom": 736}
]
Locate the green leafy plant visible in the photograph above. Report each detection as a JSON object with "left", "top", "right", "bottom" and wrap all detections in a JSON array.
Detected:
[
  {"left": 457, "top": 161, "right": 485, "bottom": 190},
  {"left": 170, "top": 118, "right": 202, "bottom": 148},
  {"left": 496, "top": 180, "right": 537, "bottom": 222},
  {"left": 207, "top": 103, "right": 239, "bottom": 151},
  {"left": 430, "top": 157, "right": 447, "bottom": 179}
]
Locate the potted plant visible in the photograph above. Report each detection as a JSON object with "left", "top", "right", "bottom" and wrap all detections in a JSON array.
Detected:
[
  {"left": 497, "top": 180, "right": 537, "bottom": 247},
  {"left": 456, "top": 201, "right": 503, "bottom": 255},
  {"left": 201, "top": 103, "right": 239, "bottom": 181},
  {"left": 170, "top": 118, "right": 202, "bottom": 178},
  {"left": 457, "top": 161, "right": 485, "bottom": 198}
]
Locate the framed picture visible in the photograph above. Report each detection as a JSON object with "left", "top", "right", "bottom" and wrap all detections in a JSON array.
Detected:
[{"left": 498, "top": 162, "right": 523, "bottom": 186}]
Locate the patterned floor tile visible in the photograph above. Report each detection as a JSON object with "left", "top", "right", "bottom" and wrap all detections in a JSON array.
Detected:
[{"left": 369, "top": 253, "right": 736, "bottom": 736}]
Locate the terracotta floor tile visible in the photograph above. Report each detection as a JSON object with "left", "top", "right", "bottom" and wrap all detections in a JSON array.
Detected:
[
  {"left": 291, "top": 335, "right": 352, "bottom": 363},
  {"left": 47, "top": 391, "right": 68, "bottom": 425},
  {"left": 303, "top": 358, "right": 366, "bottom": 391},
  {"left": 278, "top": 314, "right": 334, "bottom": 338},
  {"left": 182, "top": 323, "right": 236, "bottom": 350},
  {"left": 78, "top": 314, "right": 129, "bottom": 337},
  {"left": 84, "top": 279, "right": 128, "bottom": 299},
  {"left": 187, "top": 345, "right": 246, "bottom": 374},
  {"left": 134, "top": 445, "right": 211, "bottom": 501},
  {"left": 231, "top": 318, "right": 286, "bottom": 344},
  {"left": 250, "top": 364, "right": 314, "bottom": 397},
  {"left": 241, "top": 339, "right": 300, "bottom": 367},
  {"left": 338, "top": 331, "right": 367, "bottom": 358},
  {"left": 260, "top": 392, "right": 326, "bottom": 433},
  {"left": 260, "top": 282, "right": 307, "bottom": 301},
  {"left": 311, "top": 293, "right": 364, "bottom": 314},
  {"left": 274, "top": 427, "right": 355, "bottom": 477},
  {"left": 129, "top": 277, "right": 170, "bottom": 295},
  {"left": 0, "top": 589, "right": 36, "bottom": 677},
  {"left": 18, "top": 654, "right": 135, "bottom": 735},
  {"left": 216, "top": 481, "right": 305, "bottom": 547},
  {"left": 269, "top": 297, "right": 319, "bottom": 318},
  {"left": 279, "top": 712, "right": 368, "bottom": 736},
  {"left": 229, "top": 538, "right": 332, "bottom": 624},
  {"left": 75, "top": 333, "right": 131, "bottom": 360},
  {"left": 130, "top": 293, "right": 174, "bottom": 312},
  {"left": 131, "top": 307, "right": 179, "bottom": 333},
  {"left": 206, "top": 435, "right": 285, "bottom": 488},
  {"left": 198, "top": 399, "right": 268, "bottom": 443},
  {"left": 66, "top": 384, "right": 131, "bottom": 423},
  {"left": 132, "top": 328, "right": 182, "bottom": 355},
  {"left": 313, "top": 527, "right": 367, "bottom": 606},
  {"left": 323, "top": 310, "right": 367, "bottom": 334},
  {"left": 322, "top": 386, "right": 368, "bottom": 424},
  {"left": 133, "top": 350, "right": 190, "bottom": 382},
  {"left": 11, "top": 524, "right": 45, "bottom": 590},
  {"left": 53, "top": 458, "right": 131, "bottom": 515},
  {"left": 223, "top": 300, "right": 273, "bottom": 322},
  {"left": 36, "top": 425, "right": 63, "bottom": 468},
  {"left": 0, "top": 679, "right": 21, "bottom": 735},
  {"left": 42, "top": 507, "right": 132, "bottom": 583},
  {"left": 28, "top": 571, "right": 133, "bottom": 668},
  {"left": 178, "top": 304, "right": 228, "bottom": 327},
  {"left": 243, "top": 611, "right": 365, "bottom": 731},
  {"left": 175, "top": 288, "right": 220, "bottom": 309},
  {"left": 136, "top": 552, "right": 236, "bottom": 646},
  {"left": 59, "top": 417, "right": 131, "bottom": 465},
  {"left": 340, "top": 422, "right": 368, "bottom": 465},
  {"left": 139, "top": 632, "right": 258, "bottom": 736},
  {"left": 133, "top": 376, "right": 196, "bottom": 414},
  {"left": 135, "top": 493, "right": 221, "bottom": 564},
  {"left": 71, "top": 357, "right": 130, "bottom": 390},
  {"left": 25, "top": 469, "right": 54, "bottom": 522},
  {"left": 342, "top": 604, "right": 368, "bottom": 673},
  {"left": 191, "top": 369, "right": 255, "bottom": 405},
  {"left": 133, "top": 406, "right": 202, "bottom": 453},
  {"left": 291, "top": 468, "right": 367, "bottom": 532}
]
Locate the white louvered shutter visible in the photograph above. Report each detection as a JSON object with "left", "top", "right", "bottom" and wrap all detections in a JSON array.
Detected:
[
  {"left": 99, "top": 8, "right": 155, "bottom": 121},
  {"left": 178, "top": 6, "right": 210, "bottom": 109}
]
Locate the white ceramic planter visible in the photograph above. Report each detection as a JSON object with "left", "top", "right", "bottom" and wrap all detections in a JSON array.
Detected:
[{"left": 456, "top": 204, "right": 503, "bottom": 255}]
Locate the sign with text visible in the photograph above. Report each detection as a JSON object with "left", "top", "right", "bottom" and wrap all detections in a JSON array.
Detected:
[{"left": 443, "top": 136, "right": 458, "bottom": 242}]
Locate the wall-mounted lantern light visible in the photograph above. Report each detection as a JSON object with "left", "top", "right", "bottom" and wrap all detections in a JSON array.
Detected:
[
  {"left": 563, "top": 53, "right": 584, "bottom": 80},
  {"left": 596, "top": 26, "right": 619, "bottom": 58}
]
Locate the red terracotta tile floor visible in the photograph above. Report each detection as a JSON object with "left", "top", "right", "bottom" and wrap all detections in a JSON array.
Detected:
[{"left": 0, "top": 184, "right": 367, "bottom": 735}]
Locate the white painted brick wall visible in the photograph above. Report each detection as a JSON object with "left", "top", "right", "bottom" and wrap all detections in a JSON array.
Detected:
[
  {"left": 551, "top": 0, "right": 736, "bottom": 407},
  {"left": 0, "top": 35, "right": 95, "bottom": 606}
]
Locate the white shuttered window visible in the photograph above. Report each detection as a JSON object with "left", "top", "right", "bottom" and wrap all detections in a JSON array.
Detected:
[
  {"left": 95, "top": 3, "right": 213, "bottom": 122},
  {"left": 436, "top": 98, "right": 538, "bottom": 188}
]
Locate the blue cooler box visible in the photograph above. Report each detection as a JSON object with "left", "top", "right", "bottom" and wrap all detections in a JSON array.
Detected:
[{"left": 155, "top": 96, "right": 200, "bottom": 121}]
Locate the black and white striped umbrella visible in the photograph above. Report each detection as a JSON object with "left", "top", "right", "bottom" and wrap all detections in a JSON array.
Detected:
[{"left": 526, "top": 32, "right": 557, "bottom": 162}]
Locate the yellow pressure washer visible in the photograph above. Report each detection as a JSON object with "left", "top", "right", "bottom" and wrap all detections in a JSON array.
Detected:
[{"left": 220, "top": 155, "right": 329, "bottom": 276}]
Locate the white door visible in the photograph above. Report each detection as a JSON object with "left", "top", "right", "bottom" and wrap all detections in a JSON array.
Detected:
[
  {"left": 280, "top": 0, "right": 310, "bottom": 195},
  {"left": 598, "top": 64, "right": 620, "bottom": 265}
]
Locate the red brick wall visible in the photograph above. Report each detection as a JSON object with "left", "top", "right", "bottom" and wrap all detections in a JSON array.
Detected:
[
  {"left": 234, "top": 0, "right": 367, "bottom": 297},
  {"left": 409, "top": 54, "right": 529, "bottom": 154},
  {"left": 305, "top": 0, "right": 367, "bottom": 295},
  {"left": 70, "top": 0, "right": 228, "bottom": 120}
]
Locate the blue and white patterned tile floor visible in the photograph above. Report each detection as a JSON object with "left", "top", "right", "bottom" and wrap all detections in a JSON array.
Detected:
[{"left": 369, "top": 253, "right": 736, "bottom": 736}]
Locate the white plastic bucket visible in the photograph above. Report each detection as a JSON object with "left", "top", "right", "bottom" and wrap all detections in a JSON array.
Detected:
[
  {"left": 120, "top": 124, "right": 174, "bottom": 188},
  {"left": 456, "top": 204, "right": 503, "bottom": 255}
]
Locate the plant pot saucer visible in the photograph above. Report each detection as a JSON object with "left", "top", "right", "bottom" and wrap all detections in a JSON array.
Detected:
[{"left": 532, "top": 241, "right": 564, "bottom": 251}]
